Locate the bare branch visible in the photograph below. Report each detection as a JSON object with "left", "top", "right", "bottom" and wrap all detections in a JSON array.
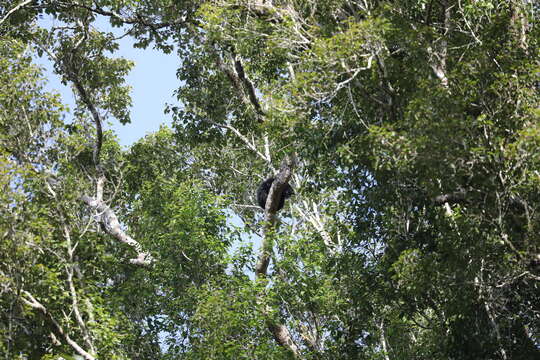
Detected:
[
  {"left": 35, "top": 31, "right": 103, "bottom": 171},
  {"left": 295, "top": 200, "right": 338, "bottom": 254},
  {"left": 37, "top": 40, "right": 151, "bottom": 266},
  {"left": 457, "top": 0, "right": 482, "bottom": 45},
  {"left": 63, "top": 225, "right": 95, "bottom": 353},
  {"left": 264, "top": 135, "right": 272, "bottom": 165},
  {"left": 207, "top": 120, "right": 270, "bottom": 164},
  {"left": 267, "top": 322, "right": 301, "bottom": 357},
  {"left": 378, "top": 319, "right": 391, "bottom": 360},
  {"left": 0, "top": 0, "right": 33, "bottom": 26},
  {"left": 20, "top": 290, "right": 96, "bottom": 360},
  {"left": 81, "top": 195, "right": 153, "bottom": 265}
]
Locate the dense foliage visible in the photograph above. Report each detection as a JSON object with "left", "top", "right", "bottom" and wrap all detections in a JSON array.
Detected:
[{"left": 1, "top": 0, "right": 539, "bottom": 359}]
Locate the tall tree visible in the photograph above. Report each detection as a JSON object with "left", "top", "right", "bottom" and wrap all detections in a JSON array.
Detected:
[{"left": 0, "top": 0, "right": 538, "bottom": 359}]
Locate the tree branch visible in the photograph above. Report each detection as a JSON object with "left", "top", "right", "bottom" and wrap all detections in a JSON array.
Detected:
[
  {"left": 432, "top": 188, "right": 467, "bottom": 205},
  {"left": 477, "top": 260, "right": 508, "bottom": 360},
  {"left": 267, "top": 322, "right": 301, "bottom": 357},
  {"left": 295, "top": 200, "right": 338, "bottom": 253},
  {"left": 34, "top": 21, "right": 103, "bottom": 170},
  {"left": 62, "top": 2, "right": 185, "bottom": 29},
  {"left": 206, "top": 120, "right": 271, "bottom": 165},
  {"left": 232, "top": 52, "right": 265, "bottom": 118},
  {"left": 255, "top": 155, "right": 297, "bottom": 276},
  {"left": 20, "top": 290, "right": 96, "bottom": 360},
  {"left": 63, "top": 225, "right": 95, "bottom": 353},
  {"left": 70, "top": 76, "right": 103, "bottom": 170},
  {"left": 214, "top": 51, "right": 265, "bottom": 122},
  {"left": 81, "top": 195, "right": 153, "bottom": 265},
  {"left": 0, "top": 0, "right": 33, "bottom": 26},
  {"left": 427, "top": 1, "right": 452, "bottom": 88},
  {"left": 254, "top": 154, "right": 300, "bottom": 357}
]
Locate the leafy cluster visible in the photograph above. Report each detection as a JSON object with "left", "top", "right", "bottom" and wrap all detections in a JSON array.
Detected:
[{"left": 0, "top": 0, "right": 539, "bottom": 359}]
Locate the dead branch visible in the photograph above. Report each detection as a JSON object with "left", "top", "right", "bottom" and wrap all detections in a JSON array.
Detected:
[
  {"left": 81, "top": 195, "right": 153, "bottom": 265},
  {"left": 267, "top": 322, "right": 301, "bottom": 357},
  {"left": 40, "top": 39, "right": 152, "bottom": 266}
]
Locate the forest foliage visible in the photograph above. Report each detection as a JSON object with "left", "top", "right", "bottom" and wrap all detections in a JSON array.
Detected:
[{"left": 0, "top": 0, "right": 539, "bottom": 359}]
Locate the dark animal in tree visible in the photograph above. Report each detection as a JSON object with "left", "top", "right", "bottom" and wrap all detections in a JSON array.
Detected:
[
  {"left": 529, "top": 254, "right": 540, "bottom": 273},
  {"left": 257, "top": 177, "right": 293, "bottom": 211}
]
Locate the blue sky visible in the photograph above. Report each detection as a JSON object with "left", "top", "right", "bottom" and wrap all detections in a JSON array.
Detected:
[{"left": 36, "top": 16, "right": 180, "bottom": 147}]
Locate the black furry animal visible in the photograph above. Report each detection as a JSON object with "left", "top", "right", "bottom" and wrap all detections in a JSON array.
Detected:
[
  {"left": 257, "top": 177, "right": 293, "bottom": 211},
  {"left": 529, "top": 254, "right": 540, "bottom": 273}
]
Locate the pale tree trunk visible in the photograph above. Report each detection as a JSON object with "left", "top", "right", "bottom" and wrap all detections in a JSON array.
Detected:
[{"left": 254, "top": 155, "right": 302, "bottom": 358}]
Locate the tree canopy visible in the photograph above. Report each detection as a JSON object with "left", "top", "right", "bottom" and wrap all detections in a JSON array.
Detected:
[{"left": 0, "top": 1, "right": 539, "bottom": 359}]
